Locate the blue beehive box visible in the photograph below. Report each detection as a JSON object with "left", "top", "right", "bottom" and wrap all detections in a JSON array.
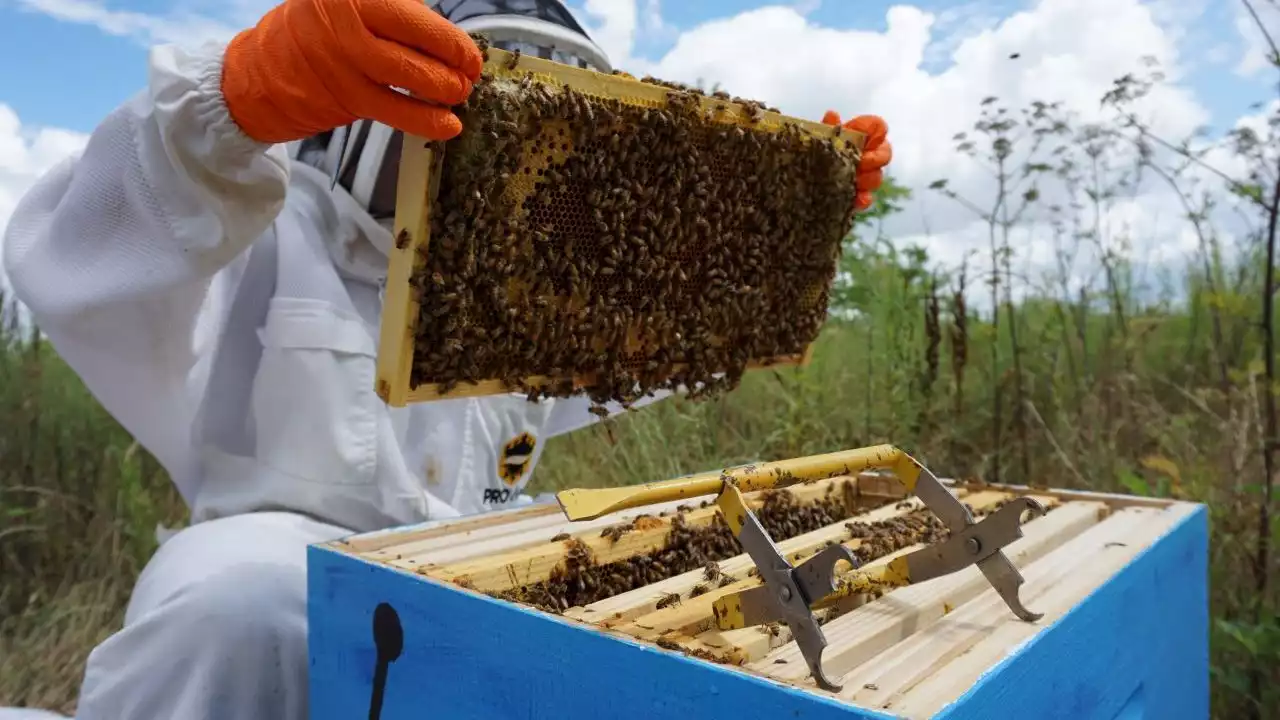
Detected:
[{"left": 307, "top": 475, "right": 1208, "bottom": 720}]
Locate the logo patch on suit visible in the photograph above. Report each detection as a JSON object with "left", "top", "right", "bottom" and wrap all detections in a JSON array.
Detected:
[{"left": 498, "top": 432, "right": 536, "bottom": 487}]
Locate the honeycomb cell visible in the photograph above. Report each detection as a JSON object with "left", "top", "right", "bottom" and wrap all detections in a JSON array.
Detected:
[{"left": 407, "top": 59, "right": 860, "bottom": 410}]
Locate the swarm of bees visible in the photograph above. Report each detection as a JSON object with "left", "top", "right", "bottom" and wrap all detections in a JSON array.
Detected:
[
  {"left": 844, "top": 513, "right": 949, "bottom": 566},
  {"left": 489, "top": 481, "right": 965, "bottom": 616},
  {"left": 406, "top": 44, "right": 861, "bottom": 411}
]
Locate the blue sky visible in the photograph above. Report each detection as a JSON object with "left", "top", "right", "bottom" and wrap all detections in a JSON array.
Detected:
[
  {"left": 2, "top": 0, "right": 1277, "bottom": 306},
  {"left": 0, "top": 0, "right": 1270, "bottom": 136}
]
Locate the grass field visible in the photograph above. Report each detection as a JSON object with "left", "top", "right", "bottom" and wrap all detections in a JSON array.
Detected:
[{"left": 2, "top": 60, "right": 1278, "bottom": 720}]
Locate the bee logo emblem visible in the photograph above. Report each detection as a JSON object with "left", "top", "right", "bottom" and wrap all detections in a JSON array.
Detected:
[{"left": 498, "top": 432, "right": 537, "bottom": 487}]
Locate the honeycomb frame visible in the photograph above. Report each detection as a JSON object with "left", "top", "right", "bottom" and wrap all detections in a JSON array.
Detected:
[{"left": 375, "top": 47, "right": 868, "bottom": 407}]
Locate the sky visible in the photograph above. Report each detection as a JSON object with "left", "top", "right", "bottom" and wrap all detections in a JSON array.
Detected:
[{"left": 1, "top": 0, "right": 1279, "bottom": 307}]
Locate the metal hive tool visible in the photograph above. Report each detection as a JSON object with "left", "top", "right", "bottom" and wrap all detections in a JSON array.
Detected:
[
  {"left": 555, "top": 445, "right": 1045, "bottom": 692},
  {"left": 375, "top": 45, "right": 868, "bottom": 408}
]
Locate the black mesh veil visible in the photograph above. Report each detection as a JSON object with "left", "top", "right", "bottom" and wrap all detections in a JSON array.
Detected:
[
  {"left": 431, "top": 0, "right": 604, "bottom": 69},
  {"left": 431, "top": 0, "right": 590, "bottom": 34}
]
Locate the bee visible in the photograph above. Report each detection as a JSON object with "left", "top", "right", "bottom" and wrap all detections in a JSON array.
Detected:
[
  {"left": 756, "top": 622, "right": 782, "bottom": 637},
  {"left": 551, "top": 532, "right": 571, "bottom": 542},
  {"left": 655, "top": 592, "right": 682, "bottom": 610},
  {"left": 656, "top": 637, "right": 683, "bottom": 651},
  {"left": 601, "top": 524, "right": 630, "bottom": 543},
  {"left": 505, "top": 48, "right": 522, "bottom": 70}
]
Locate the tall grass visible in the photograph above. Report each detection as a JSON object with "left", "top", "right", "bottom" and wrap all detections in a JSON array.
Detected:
[{"left": 3, "top": 49, "right": 1279, "bottom": 720}]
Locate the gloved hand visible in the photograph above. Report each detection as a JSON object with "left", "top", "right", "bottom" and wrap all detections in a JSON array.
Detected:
[
  {"left": 221, "top": 0, "right": 484, "bottom": 143},
  {"left": 822, "top": 111, "right": 893, "bottom": 212}
]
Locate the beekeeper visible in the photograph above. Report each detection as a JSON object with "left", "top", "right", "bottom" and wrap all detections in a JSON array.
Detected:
[{"left": 0, "top": 0, "right": 891, "bottom": 717}]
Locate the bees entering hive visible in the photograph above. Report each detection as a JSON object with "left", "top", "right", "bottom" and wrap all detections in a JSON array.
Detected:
[{"left": 375, "top": 40, "right": 866, "bottom": 408}]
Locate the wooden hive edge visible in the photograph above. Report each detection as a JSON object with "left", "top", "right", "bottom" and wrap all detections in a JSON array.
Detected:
[
  {"left": 732, "top": 500, "right": 1203, "bottom": 713},
  {"left": 872, "top": 500, "right": 1204, "bottom": 718},
  {"left": 333, "top": 471, "right": 911, "bottom": 564},
  {"left": 322, "top": 480, "right": 1191, "bottom": 558}
]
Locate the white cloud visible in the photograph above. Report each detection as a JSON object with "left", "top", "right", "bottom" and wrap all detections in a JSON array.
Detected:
[
  {"left": 573, "top": 0, "right": 641, "bottom": 69},
  {"left": 0, "top": 105, "right": 90, "bottom": 314},
  {"left": 1235, "top": 0, "right": 1280, "bottom": 78},
  {"left": 2, "top": 0, "right": 1272, "bottom": 314},
  {"left": 792, "top": 0, "right": 821, "bottom": 15},
  {"left": 922, "top": 2, "right": 1006, "bottom": 68},
  {"left": 619, "top": 0, "right": 1256, "bottom": 309},
  {"left": 0, "top": 105, "right": 89, "bottom": 236},
  {"left": 15, "top": 0, "right": 236, "bottom": 47}
]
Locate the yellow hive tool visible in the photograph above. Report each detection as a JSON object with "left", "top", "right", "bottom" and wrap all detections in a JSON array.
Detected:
[{"left": 555, "top": 445, "right": 1045, "bottom": 692}]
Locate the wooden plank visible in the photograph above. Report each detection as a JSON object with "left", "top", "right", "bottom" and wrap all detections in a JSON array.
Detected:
[
  {"left": 374, "top": 135, "right": 439, "bottom": 407},
  {"left": 340, "top": 502, "right": 561, "bottom": 554},
  {"left": 953, "top": 480, "right": 1178, "bottom": 510},
  {"left": 671, "top": 491, "right": 1026, "bottom": 664},
  {"left": 376, "top": 471, "right": 908, "bottom": 565},
  {"left": 885, "top": 502, "right": 1201, "bottom": 719},
  {"left": 564, "top": 489, "right": 971, "bottom": 627},
  {"left": 816, "top": 503, "right": 1140, "bottom": 702},
  {"left": 752, "top": 498, "right": 1107, "bottom": 683},
  {"left": 364, "top": 494, "right": 709, "bottom": 565},
  {"left": 406, "top": 476, "right": 864, "bottom": 590},
  {"left": 338, "top": 470, "right": 914, "bottom": 556},
  {"left": 355, "top": 471, "right": 906, "bottom": 564}
]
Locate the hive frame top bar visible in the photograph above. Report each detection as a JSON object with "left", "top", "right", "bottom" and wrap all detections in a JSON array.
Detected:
[{"left": 375, "top": 46, "right": 869, "bottom": 407}]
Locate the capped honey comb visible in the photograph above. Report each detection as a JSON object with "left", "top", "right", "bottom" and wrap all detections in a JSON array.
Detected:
[{"left": 375, "top": 42, "right": 867, "bottom": 408}]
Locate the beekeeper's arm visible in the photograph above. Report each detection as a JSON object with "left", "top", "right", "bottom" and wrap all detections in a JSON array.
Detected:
[{"left": 2, "top": 0, "right": 482, "bottom": 487}]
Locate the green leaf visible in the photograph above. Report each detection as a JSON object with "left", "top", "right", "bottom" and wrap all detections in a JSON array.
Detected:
[
  {"left": 1117, "top": 469, "right": 1149, "bottom": 496},
  {"left": 1230, "top": 183, "right": 1265, "bottom": 205},
  {"left": 1216, "top": 619, "right": 1260, "bottom": 656}
]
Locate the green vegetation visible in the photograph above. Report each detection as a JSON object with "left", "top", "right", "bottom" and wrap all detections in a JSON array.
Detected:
[{"left": 3, "top": 47, "right": 1279, "bottom": 720}]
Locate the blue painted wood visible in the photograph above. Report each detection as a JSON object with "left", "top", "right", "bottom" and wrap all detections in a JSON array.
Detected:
[
  {"left": 308, "top": 546, "right": 896, "bottom": 719},
  {"left": 933, "top": 505, "right": 1209, "bottom": 720},
  {"left": 308, "top": 505, "right": 1209, "bottom": 720}
]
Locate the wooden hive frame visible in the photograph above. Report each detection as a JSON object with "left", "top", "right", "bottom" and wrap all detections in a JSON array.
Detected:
[
  {"left": 320, "top": 454, "right": 1205, "bottom": 719},
  {"left": 374, "top": 47, "right": 868, "bottom": 407}
]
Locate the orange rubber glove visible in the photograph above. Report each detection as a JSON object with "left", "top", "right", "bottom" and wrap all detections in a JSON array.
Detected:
[
  {"left": 222, "top": 0, "right": 484, "bottom": 144},
  {"left": 822, "top": 111, "right": 893, "bottom": 212}
]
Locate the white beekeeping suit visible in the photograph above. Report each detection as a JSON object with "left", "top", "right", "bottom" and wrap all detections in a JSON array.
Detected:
[{"left": 0, "top": 1, "right": 658, "bottom": 718}]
